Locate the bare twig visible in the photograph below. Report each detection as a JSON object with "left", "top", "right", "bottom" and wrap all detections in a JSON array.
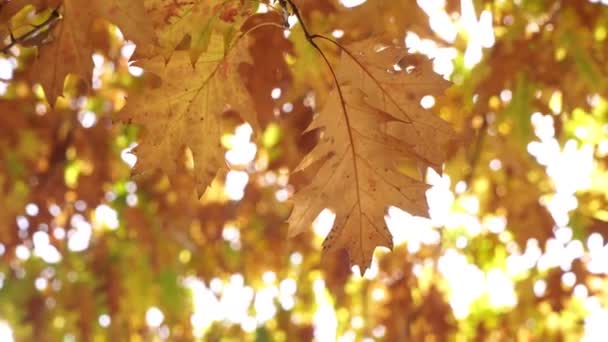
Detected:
[{"left": 1, "top": 7, "right": 60, "bottom": 55}]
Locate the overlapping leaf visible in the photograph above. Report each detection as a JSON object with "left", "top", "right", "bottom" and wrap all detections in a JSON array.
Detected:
[
  {"left": 288, "top": 38, "right": 455, "bottom": 270},
  {"left": 119, "top": 34, "right": 256, "bottom": 196},
  {"left": 342, "top": 0, "right": 431, "bottom": 40},
  {"left": 26, "top": 0, "right": 155, "bottom": 104},
  {"left": 143, "top": 0, "right": 257, "bottom": 63}
]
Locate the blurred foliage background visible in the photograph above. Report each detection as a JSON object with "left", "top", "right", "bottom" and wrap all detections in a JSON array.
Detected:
[{"left": 1, "top": 0, "right": 608, "bottom": 341}]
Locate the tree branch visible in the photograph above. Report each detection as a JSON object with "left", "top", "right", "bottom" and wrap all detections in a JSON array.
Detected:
[
  {"left": 284, "top": 0, "right": 313, "bottom": 41},
  {"left": 1, "top": 7, "right": 60, "bottom": 55}
]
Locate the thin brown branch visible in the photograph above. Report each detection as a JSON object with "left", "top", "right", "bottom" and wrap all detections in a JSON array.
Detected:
[
  {"left": 1, "top": 7, "right": 60, "bottom": 55},
  {"left": 284, "top": 0, "right": 313, "bottom": 41}
]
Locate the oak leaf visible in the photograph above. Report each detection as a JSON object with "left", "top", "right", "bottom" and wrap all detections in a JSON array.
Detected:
[
  {"left": 27, "top": 0, "right": 155, "bottom": 104},
  {"left": 143, "top": 0, "right": 256, "bottom": 63},
  {"left": 340, "top": 0, "right": 431, "bottom": 41},
  {"left": 119, "top": 34, "right": 256, "bottom": 196},
  {"left": 288, "top": 38, "right": 455, "bottom": 271}
]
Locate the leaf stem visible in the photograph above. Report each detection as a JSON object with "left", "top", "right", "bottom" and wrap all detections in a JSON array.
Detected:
[
  {"left": 285, "top": 0, "right": 365, "bottom": 248},
  {"left": 285, "top": 0, "right": 417, "bottom": 125}
]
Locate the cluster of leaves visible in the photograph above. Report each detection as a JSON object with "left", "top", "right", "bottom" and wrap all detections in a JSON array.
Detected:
[{"left": 0, "top": 0, "right": 607, "bottom": 341}]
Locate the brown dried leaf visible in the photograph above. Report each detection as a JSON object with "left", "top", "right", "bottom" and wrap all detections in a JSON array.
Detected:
[
  {"left": 288, "top": 38, "right": 455, "bottom": 271},
  {"left": 27, "top": 0, "right": 155, "bottom": 104}
]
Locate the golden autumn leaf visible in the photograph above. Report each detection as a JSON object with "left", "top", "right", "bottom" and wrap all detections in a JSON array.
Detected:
[
  {"left": 119, "top": 34, "right": 257, "bottom": 196},
  {"left": 27, "top": 0, "right": 155, "bottom": 104},
  {"left": 288, "top": 38, "right": 455, "bottom": 271},
  {"left": 339, "top": 0, "right": 431, "bottom": 40},
  {"left": 143, "top": 0, "right": 256, "bottom": 63}
]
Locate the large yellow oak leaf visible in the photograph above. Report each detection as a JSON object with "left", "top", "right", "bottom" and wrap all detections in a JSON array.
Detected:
[
  {"left": 119, "top": 34, "right": 256, "bottom": 196},
  {"left": 28, "top": 0, "right": 155, "bottom": 105},
  {"left": 288, "top": 38, "right": 455, "bottom": 271}
]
